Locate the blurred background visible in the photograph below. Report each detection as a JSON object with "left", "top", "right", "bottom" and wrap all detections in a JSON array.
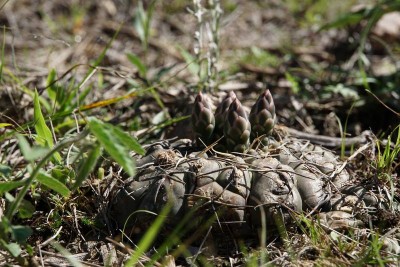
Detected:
[{"left": 1, "top": 0, "right": 399, "bottom": 140}]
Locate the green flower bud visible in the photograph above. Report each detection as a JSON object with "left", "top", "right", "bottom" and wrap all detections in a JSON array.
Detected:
[
  {"left": 249, "top": 89, "right": 276, "bottom": 140},
  {"left": 192, "top": 92, "right": 215, "bottom": 142},
  {"left": 224, "top": 98, "right": 251, "bottom": 153},
  {"left": 214, "top": 91, "right": 237, "bottom": 139}
]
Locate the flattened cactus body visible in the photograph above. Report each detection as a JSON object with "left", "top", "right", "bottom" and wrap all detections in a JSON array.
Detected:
[
  {"left": 249, "top": 157, "right": 302, "bottom": 227},
  {"left": 292, "top": 163, "right": 330, "bottom": 210},
  {"left": 187, "top": 156, "right": 251, "bottom": 223},
  {"left": 217, "top": 164, "right": 251, "bottom": 198},
  {"left": 278, "top": 139, "right": 352, "bottom": 210},
  {"left": 282, "top": 140, "right": 351, "bottom": 189},
  {"left": 110, "top": 91, "right": 384, "bottom": 242},
  {"left": 136, "top": 172, "right": 186, "bottom": 224}
]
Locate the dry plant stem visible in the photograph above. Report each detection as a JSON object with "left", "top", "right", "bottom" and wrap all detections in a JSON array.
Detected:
[
  {"left": 39, "top": 226, "right": 63, "bottom": 248},
  {"left": 105, "top": 237, "right": 162, "bottom": 267},
  {"left": 330, "top": 142, "right": 371, "bottom": 179},
  {"left": 191, "top": 0, "right": 204, "bottom": 82},
  {"left": 279, "top": 125, "right": 372, "bottom": 147},
  {"left": 39, "top": 250, "right": 102, "bottom": 267},
  {"left": 205, "top": 0, "right": 222, "bottom": 91},
  {"left": 190, "top": 0, "right": 222, "bottom": 91},
  {"left": 365, "top": 89, "right": 400, "bottom": 117}
]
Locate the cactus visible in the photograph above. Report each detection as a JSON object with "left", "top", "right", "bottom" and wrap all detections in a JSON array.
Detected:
[
  {"left": 249, "top": 89, "right": 276, "bottom": 140},
  {"left": 192, "top": 92, "right": 215, "bottom": 143},
  {"left": 224, "top": 98, "right": 251, "bottom": 153},
  {"left": 110, "top": 91, "right": 400, "bottom": 250}
]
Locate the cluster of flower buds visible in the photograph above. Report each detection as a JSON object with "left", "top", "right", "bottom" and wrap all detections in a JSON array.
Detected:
[{"left": 192, "top": 89, "right": 276, "bottom": 152}]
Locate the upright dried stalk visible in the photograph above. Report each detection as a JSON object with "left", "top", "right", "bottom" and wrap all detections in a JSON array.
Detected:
[{"left": 189, "top": 0, "right": 222, "bottom": 92}]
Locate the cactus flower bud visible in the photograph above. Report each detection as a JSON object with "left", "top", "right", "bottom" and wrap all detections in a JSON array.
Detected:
[
  {"left": 214, "top": 91, "right": 236, "bottom": 135},
  {"left": 192, "top": 92, "right": 215, "bottom": 142},
  {"left": 224, "top": 98, "right": 251, "bottom": 153},
  {"left": 249, "top": 89, "right": 276, "bottom": 140}
]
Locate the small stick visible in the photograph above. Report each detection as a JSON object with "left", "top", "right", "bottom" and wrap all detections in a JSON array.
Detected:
[{"left": 278, "top": 125, "right": 372, "bottom": 148}]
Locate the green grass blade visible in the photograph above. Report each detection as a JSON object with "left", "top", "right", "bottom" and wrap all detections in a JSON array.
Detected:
[
  {"left": 87, "top": 117, "right": 136, "bottom": 176},
  {"left": 46, "top": 68, "right": 57, "bottom": 104},
  {"left": 0, "top": 123, "right": 12, "bottom": 128},
  {"left": 318, "top": 11, "right": 364, "bottom": 31},
  {"left": 0, "top": 164, "right": 11, "bottom": 178},
  {"left": 127, "top": 52, "right": 147, "bottom": 78},
  {"left": 111, "top": 126, "right": 145, "bottom": 155},
  {"left": 17, "top": 134, "right": 49, "bottom": 161},
  {"left": 147, "top": 205, "right": 201, "bottom": 266},
  {"left": 3, "top": 242, "right": 21, "bottom": 257},
  {"left": 124, "top": 203, "right": 171, "bottom": 267},
  {"left": 90, "top": 23, "right": 121, "bottom": 70},
  {"left": 73, "top": 24, "right": 121, "bottom": 109},
  {"left": 177, "top": 45, "right": 199, "bottom": 76},
  {"left": 144, "top": 0, "right": 157, "bottom": 46},
  {"left": 139, "top": 115, "right": 190, "bottom": 141},
  {"left": 134, "top": 1, "right": 146, "bottom": 45},
  {"left": 33, "top": 89, "right": 62, "bottom": 163},
  {"left": 72, "top": 144, "right": 102, "bottom": 190},
  {"left": 36, "top": 172, "right": 71, "bottom": 197},
  {"left": 285, "top": 72, "right": 300, "bottom": 94},
  {"left": 33, "top": 89, "right": 54, "bottom": 147},
  {"left": 0, "top": 181, "right": 26, "bottom": 195}
]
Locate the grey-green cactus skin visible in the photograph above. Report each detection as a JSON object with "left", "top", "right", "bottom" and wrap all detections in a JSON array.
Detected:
[
  {"left": 192, "top": 92, "right": 215, "bottom": 142},
  {"left": 111, "top": 136, "right": 400, "bottom": 237},
  {"left": 249, "top": 89, "right": 276, "bottom": 140},
  {"left": 224, "top": 99, "right": 251, "bottom": 153},
  {"left": 186, "top": 156, "right": 250, "bottom": 223},
  {"left": 217, "top": 157, "right": 251, "bottom": 198},
  {"left": 249, "top": 157, "right": 302, "bottom": 227},
  {"left": 136, "top": 171, "right": 186, "bottom": 225}
]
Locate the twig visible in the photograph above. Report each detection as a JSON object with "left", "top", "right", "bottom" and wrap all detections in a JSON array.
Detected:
[
  {"left": 279, "top": 125, "right": 372, "bottom": 148},
  {"left": 365, "top": 88, "right": 400, "bottom": 117},
  {"left": 192, "top": 226, "right": 212, "bottom": 265},
  {"left": 39, "top": 226, "right": 63, "bottom": 247},
  {"left": 39, "top": 250, "right": 101, "bottom": 267},
  {"left": 331, "top": 142, "right": 372, "bottom": 179}
]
